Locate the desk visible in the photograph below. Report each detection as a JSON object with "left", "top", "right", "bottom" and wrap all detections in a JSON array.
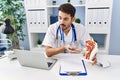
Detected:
[{"left": 0, "top": 54, "right": 120, "bottom": 80}]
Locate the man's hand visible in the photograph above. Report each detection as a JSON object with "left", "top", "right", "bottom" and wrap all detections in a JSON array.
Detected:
[
  {"left": 91, "top": 55, "right": 97, "bottom": 65},
  {"left": 64, "top": 45, "right": 82, "bottom": 53}
]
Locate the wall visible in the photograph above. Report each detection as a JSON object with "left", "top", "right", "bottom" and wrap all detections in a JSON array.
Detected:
[
  {"left": 109, "top": 0, "right": 120, "bottom": 55},
  {"left": 19, "top": 23, "right": 30, "bottom": 50}
]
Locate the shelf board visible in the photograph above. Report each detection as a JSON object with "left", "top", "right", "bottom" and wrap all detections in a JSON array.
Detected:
[
  {"left": 28, "top": 28, "right": 48, "bottom": 33},
  {"left": 87, "top": 27, "right": 110, "bottom": 34}
]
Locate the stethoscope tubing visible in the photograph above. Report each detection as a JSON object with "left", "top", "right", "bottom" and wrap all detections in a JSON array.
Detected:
[{"left": 56, "top": 24, "right": 77, "bottom": 45}]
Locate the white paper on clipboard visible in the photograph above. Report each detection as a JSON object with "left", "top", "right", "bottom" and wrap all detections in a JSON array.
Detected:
[{"left": 60, "top": 55, "right": 86, "bottom": 73}]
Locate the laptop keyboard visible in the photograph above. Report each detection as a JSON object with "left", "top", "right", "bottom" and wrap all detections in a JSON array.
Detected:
[{"left": 47, "top": 62, "right": 53, "bottom": 67}]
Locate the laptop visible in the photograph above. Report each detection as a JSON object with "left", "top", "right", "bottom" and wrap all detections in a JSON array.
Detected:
[{"left": 14, "top": 49, "right": 57, "bottom": 70}]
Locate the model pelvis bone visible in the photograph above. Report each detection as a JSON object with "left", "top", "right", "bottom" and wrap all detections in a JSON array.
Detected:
[{"left": 83, "top": 39, "right": 98, "bottom": 61}]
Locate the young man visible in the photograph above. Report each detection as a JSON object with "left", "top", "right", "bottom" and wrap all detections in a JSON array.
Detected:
[{"left": 42, "top": 3, "right": 97, "bottom": 64}]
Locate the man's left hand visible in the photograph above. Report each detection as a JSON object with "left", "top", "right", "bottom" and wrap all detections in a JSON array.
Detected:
[{"left": 91, "top": 55, "right": 97, "bottom": 65}]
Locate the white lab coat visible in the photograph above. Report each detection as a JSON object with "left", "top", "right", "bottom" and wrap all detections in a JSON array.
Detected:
[{"left": 42, "top": 22, "right": 91, "bottom": 49}]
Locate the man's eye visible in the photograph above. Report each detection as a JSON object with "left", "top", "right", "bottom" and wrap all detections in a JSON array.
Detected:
[{"left": 64, "top": 18, "right": 68, "bottom": 21}]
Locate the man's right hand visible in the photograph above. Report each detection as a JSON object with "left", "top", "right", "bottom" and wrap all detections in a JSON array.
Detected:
[{"left": 65, "top": 45, "right": 82, "bottom": 53}]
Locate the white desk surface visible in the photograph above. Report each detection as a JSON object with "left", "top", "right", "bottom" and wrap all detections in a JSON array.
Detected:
[{"left": 0, "top": 54, "right": 120, "bottom": 80}]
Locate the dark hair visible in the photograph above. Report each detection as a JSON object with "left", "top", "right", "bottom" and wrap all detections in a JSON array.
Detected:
[{"left": 58, "top": 3, "right": 76, "bottom": 17}]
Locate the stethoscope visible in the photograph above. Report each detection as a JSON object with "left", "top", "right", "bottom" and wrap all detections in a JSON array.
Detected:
[{"left": 56, "top": 24, "right": 77, "bottom": 46}]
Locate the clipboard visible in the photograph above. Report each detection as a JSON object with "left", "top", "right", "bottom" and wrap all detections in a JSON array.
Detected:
[{"left": 59, "top": 60, "right": 87, "bottom": 76}]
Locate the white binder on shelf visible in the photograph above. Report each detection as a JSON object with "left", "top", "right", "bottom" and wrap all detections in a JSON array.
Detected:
[
  {"left": 103, "top": 8, "right": 110, "bottom": 27},
  {"left": 29, "top": 0, "right": 34, "bottom": 9},
  {"left": 87, "top": 9, "right": 93, "bottom": 27},
  {"left": 30, "top": 11, "right": 35, "bottom": 28},
  {"left": 35, "top": 0, "right": 39, "bottom": 9},
  {"left": 37, "top": 11, "right": 41, "bottom": 28},
  {"left": 26, "top": 11, "right": 30, "bottom": 27},
  {"left": 92, "top": 9, "right": 97, "bottom": 27},
  {"left": 27, "top": 11, "right": 33, "bottom": 28},
  {"left": 40, "top": 11, "right": 47, "bottom": 30},
  {"left": 33, "top": 11, "right": 37, "bottom": 27},
  {"left": 97, "top": 9, "right": 103, "bottom": 28}
]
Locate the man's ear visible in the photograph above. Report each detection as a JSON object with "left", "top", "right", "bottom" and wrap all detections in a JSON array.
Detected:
[{"left": 72, "top": 17, "right": 75, "bottom": 22}]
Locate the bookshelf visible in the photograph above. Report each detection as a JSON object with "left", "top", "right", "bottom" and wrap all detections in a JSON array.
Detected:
[
  {"left": 24, "top": 0, "right": 113, "bottom": 54},
  {"left": 85, "top": 0, "right": 113, "bottom": 54}
]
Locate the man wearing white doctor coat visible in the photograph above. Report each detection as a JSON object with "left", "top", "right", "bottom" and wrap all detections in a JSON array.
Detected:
[{"left": 42, "top": 3, "right": 97, "bottom": 64}]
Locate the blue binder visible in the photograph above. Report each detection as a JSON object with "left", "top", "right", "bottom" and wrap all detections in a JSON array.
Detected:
[
  {"left": 59, "top": 60, "right": 87, "bottom": 76},
  {"left": 50, "top": 16, "right": 58, "bottom": 24}
]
